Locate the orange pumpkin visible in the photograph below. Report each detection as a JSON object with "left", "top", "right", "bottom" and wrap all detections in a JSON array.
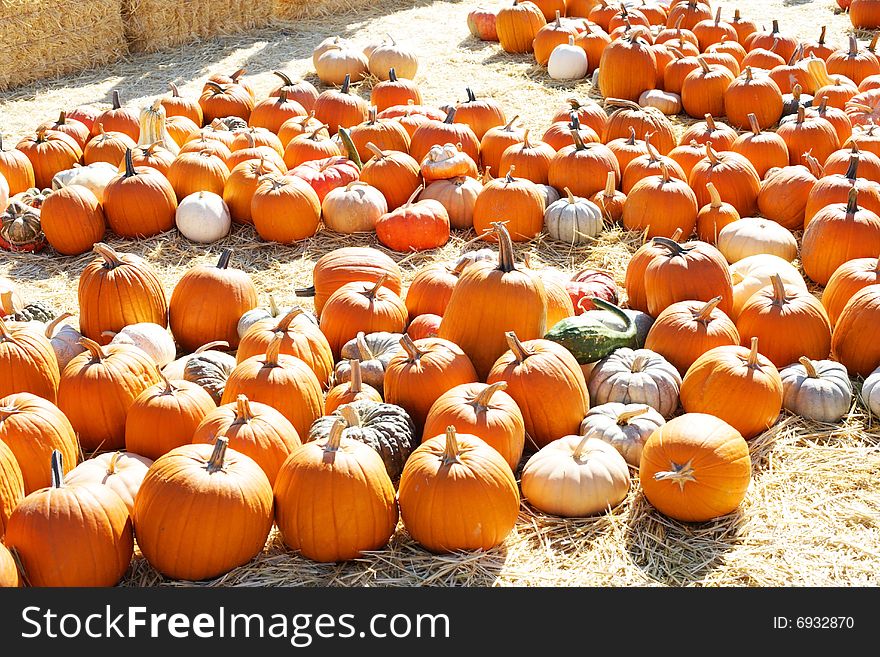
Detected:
[
  {"left": 199, "top": 81, "right": 255, "bottom": 123},
  {"left": 94, "top": 90, "right": 140, "bottom": 141},
  {"left": 0, "top": 438, "right": 24, "bottom": 538},
  {"left": 82, "top": 124, "right": 137, "bottom": 167},
  {"left": 16, "top": 128, "right": 83, "bottom": 189},
  {"left": 598, "top": 32, "right": 657, "bottom": 102},
  {"left": 777, "top": 105, "right": 841, "bottom": 166},
  {"left": 758, "top": 163, "right": 819, "bottom": 230},
  {"left": 348, "top": 108, "right": 411, "bottom": 162},
  {"left": 622, "top": 163, "right": 698, "bottom": 238},
  {"left": 696, "top": 181, "right": 740, "bottom": 243},
  {"left": 312, "top": 74, "right": 370, "bottom": 135},
  {"left": 166, "top": 150, "right": 230, "bottom": 201},
  {"left": 499, "top": 129, "right": 556, "bottom": 185},
  {"left": 496, "top": 0, "right": 548, "bottom": 54},
  {"left": 359, "top": 142, "right": 421, "bottom": 210},
  {"left": 680, "top": 337, "right": 783, "bottom": 439},
  {"left": 40, "top": 184, "right": 106, "bottom": 256},
  {"left": 370, "top": 68, "right": 422, "bottom": 112},
  {"left": 102, "top": 149, "right": 177, "bottom": 238},
  {"left": 405, "top": 263, "right": 459, "bottom": 319},
  {"left": 590, "top": 171, "right": 627, "bottom": 223},
  {"left": 0, "top": 133, "right": 36, "bottom": 194},
  {"left": 639, "top": 413, "right": 750, "bottom": 522},
  {"left": 77, "top": 242, "right": 168, "bottom": 344},
  {"left": 248, "top": 90, "right": 307, "bottom": 134},
  {"left": 454, "top": 87, "right": 507, "bottom": 141},
  {"left": 324, "top": 359, "right": 383, "bottom": 414},
  {"left": 678, "top": 114, "right": 738, "bottom": 151},
  {"left": 480, "top": 116, "right": 525, "bottom": 175},
  {"left": 730, "top": 113, "right": 790, "bottom": 179},
  {"left": 0, "top": 540, "right": 20, "bottom": 587},
  {"left": 681, "top": 57, "right": 736, "bottom": 119},
  {"left": 688, "top": 143, "right": 762, "bottom": 216},
  {"left": 409, "top": 107, "right": 481, "bottom": 165},
  {"left": 831, "top": 283, "right": 880, "bottom": 376},
  {"left": 161, "top": 81, "right": 204, "bottom": 126},
  {"left": 0, "top": 317, "right": 60, "bottom": 403},
  {"left": 250, "top": 174, "right": 321, "bottom": 244},
  {"left": 623, "top": 228, "right": 684, "bottom": 313},
  {"left": 724, "top": 67, "right": 784, "bottom": 130},
  {"left": 548, "top": 130, "right": 620, "bottom": 198},
  {"left": 124, "top": 142, "right": 176, "bottom": 177},
  {"left": 822, "top": 255, "right": 880, "bottom": 326},
  {"left": 473, "top": 167, "right": 545, "bottom": 241},
  {"left": 223, "top": 157, "right": 283, "bottom": 225},
  {"left": 63, "top": 451, "right": 153, "bottom": 516},
  {"left": 375, "top": 187, "right": 451, "bottom": 252}
]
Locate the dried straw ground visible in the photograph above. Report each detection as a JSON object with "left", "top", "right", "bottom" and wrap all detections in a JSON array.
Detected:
[{"left": 1, "top": 0, "right": 879, "bottom": 587}]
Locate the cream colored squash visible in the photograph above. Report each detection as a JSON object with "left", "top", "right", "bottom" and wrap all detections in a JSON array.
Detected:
[
  {"left": 315, "top": 45, "right": 369, "bottom": 85},
  {"left": 717, "top": 217, "right": 798, "bottom": 264},
  {"left": 780, "top": 357, "right": 852, "bottom": 423},
  {"left": 175, "top": 191, "right": 231, "bottom": 243},
  {"left": 138, "top": 99, "right": 180, "bottom": 154},
  {"left": 237, "top": 296, "right": 295, "bottom": 338},
  {"left": 730, "top": 253, "right": 808, "bottom": 319},
  {"left": 544, "top": 187, "right": 603, "bottom": 245},
  {"left": 521, "top": 435, "right": 631, "bottom": 517},
  {"left": 861, "top": 363, "right": 880, "bottom": 416},
  {"left": 368, "top": 35, "right": 418, "bottom": 80},
  {"left": 587, "top": 347, "right": 682, "bottom": 419},
  {"left": 639, "top": 89, "right": 682, "bottom": 116},
  {"left": 106, "top": 322, "right": 177, "bottom": 368},
  {"left": 548, "top": 36, "right": 589, "bottom": 81},
  {"left": 64, "top": 451, "right": 153, "bottom": 515},
  {"left": 44, "top": 312, "right": 86, "bottom": 370},
  {"left": 321, "top": 181, "right": 388, "bottom": 233},
  {"left": 579, "top": 402, "right": 665, "bottom": 467},
  {"left": 52, "top": 162, "right": 118, "bottom": 202}
]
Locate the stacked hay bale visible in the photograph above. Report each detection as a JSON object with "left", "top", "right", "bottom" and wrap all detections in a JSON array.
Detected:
[
  {"left": 0, "top": 0, "right": 127, "bottom": 91},
  {"left": 123, "top": 0, "right": 273, "bottom": 53}
]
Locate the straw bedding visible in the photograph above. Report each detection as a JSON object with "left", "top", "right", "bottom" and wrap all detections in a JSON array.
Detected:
[
  {"left": 0, "top": 0, "right": 126, "bottom": 92},
  {"left": 1, "top": 0, "right": 879, "bottom": 587}
]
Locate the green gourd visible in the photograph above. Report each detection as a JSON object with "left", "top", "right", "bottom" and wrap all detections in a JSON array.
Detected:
[{"left": 544, "top": 298, "right": 638, "bottom": 364}]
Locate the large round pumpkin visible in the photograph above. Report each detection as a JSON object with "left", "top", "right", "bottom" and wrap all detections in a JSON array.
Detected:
[
  {"left": 639, "top": 413, "right": 751, "bottom": 522},
  {"left": 0, "top": 317, "right": 60, "bottom": 403},
  {"left": 5, "top": 450, "right": 133, "bottom": 586},
  {"left": 822, "top": 255, "right": 880, "bottom": 326},
  {"left": 398, "top": 426, "right": 519, "bottom": 553},
  {"left": 301, "top": 247, "right": 402, "bottom": 317},
  {"left": 102, "top": 149, "right": 177, "bottom": 238},
  {"left": 0, "top": 392, "right": 78, "bottom": 493},
  {"left": 133, "top": 438, "right": 273, "bottom": 580},
  {"left": 0, "top": 438, "right": 24, "bottom": 538},
  {"left": 274, "top": 417, "right": 398, "bottom": 563},
  {"left": 832, "top": 284, "right": 880, "bottom": 376},
  {"left": 680, "top": 337, "right": 783, "bottom": 439}
]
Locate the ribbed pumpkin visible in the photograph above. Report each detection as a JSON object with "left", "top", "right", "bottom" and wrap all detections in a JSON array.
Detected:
[
  {"left": 678, "top": 114, "right": 738, "bottom": 151},
  {"left": 40, "top": 184, "right": 105, "bottom": 256},
  {"left": 487, "top": 332, "right": 589, "bottom": 450},
  {"left": 221, "top": 335, "right": 324, "bottom": 439},
  {"left": 40, "top": 109, "right": 93, "bottom": 150},
  {"left": 0, "top": 316, "right": 60, "bottom": 403},
  {"left": 63, "top": 450, "right": 152, "bottom": 516},
  {"left": 730, "top": 254, "right": 808, "bottom": 320},
  {"left": 716, "top": 216, "right": 798, "bottom": 263},
  {"left": 481, "top": 116, "right": 525, "bottom": 177},
  {"left": 375, "top": 188, "right": 451, "bottom": 252},
  {"left": 439, "top": 223, "right": 548, "bottom": 380},
  {"left": 623, "top": 228, "right": 683, "bottom": 313},
  {"left": 643, "top": 236, "right": 735, "bottom": 318},
  {"left": 161, "top": 82, "right": 203, "bottom": 125},
  {"left": 134, "top": 438, "right": 273, "bottom": 580},
  {"left": 199, "top": 81, "right": 255, "bottom": 124},
  {"left": 0, "top": 134, "right": 36, "bottom": 194},
  {"left": 419, "top": 175, "right": 482, "bottom": 230},
  {"left": 598, "top": 32, "right": 657, "bottom": 102},
  {"left": 622, "top": 163, "right": 698, "bottom": 238},
  {"left": 822, "top": 255, "right": 880, "bottom": 326},
  {"left": 83, "top": 124, "right": 137, "bottom": 167},
  {"left": 192, "top": 394, "right": 301, "bottom": 485},
  {"left": 312, "top": 74, "right": 371, "bottom": 136},
  {"left": 832, "top": 284, "right": 880, "bottom": 376},
  {"left": 802, "top": 186, "right": 880, "bottom": 286},
  {"left": 824, "top": 145, "right": 880, "bottom": 181},
  {"left": 250, "top": 174, "right": 321, "bottom": 244},
  {"left": 409, "top": 107, "right": 481, "bottom": 165},
  {"left": 94, "top": 90, "right": 140, "bottom": 140},
  {"left": 804, "top": 154, "right": 880, "bottom": 227},
  {"left": 496, "top": 0, "right": 548, "bottom": 54},
  {"left": 548, "top": 130, "right": 620, "bottom": 198},
  {"left": 730, "top": 113, "right": 790, "bottom": 180},
  {"left": 696, "top": 181, "right": 740, "bottom": 243},
  {"left": 724, "top": 67, "right": 784, "bottom": 130},
  {"left": 681, "top": 57, "right": 736, "bottom": 118},
  {"left": 0, "top": 438, "right": 24, "bottom": 537},
  {"left": 423, "top": 381, "right": 525, "bottom": 470},
  {"left": 645, "top": 297, "right": 740, "bottom": 375},
  {"left": 398, "top": 426, "right": 519, "bottom": 553},
  {"left": 777, "top": 105, "right": 840, "bottom": 166},
  {"left": 543, "top": 113, "right": 600, "bottom": 152},
  {"left": 16, "top": 128, "right": 83, "bottom": 189},
  {"left": 166, "top": 150, "right": 230, "bottom": 201},
  {"left": 274, "top": 417, "right": 397, "bottom": 562},
  {"left": 124, "top": 142, "right": 176, "bottom": 176},
  {"left": 0, "top": 392, "right": 77, "bottom": 493},
  {"left": 370, "top": 68, "right": 422, "bottom": 112},
  {"left": 57, "top": 338, "right": 161, "bottom": 452},
  {"left": 621, "top": 133, "right": 686, "bottom": 193},
  {"left": 282, "top": 125, "right": 339, "bottom": 168},
  {"left": 664, "top": 48, "right": 701, "bottom": 95},
  {"left": 359, "top": 143, "right": 421, "bottom": 210},
  {"left": 605, "top": 127, "right": 649, "bottom": 175},
  {"left": 688, "top": 143, "right": 762, "bottom": 216},
  {"left": 124, "top": 375, "right": 216, "bottom": 461},
  {"left": 499, "top": 129, "right": 556, "bottom": 185},
  {"left": 453, "top": 87, "right": 507, "bottom": 141},
  {"left": 0, "top": 538, "right": 19, "bottom": 586},
  {"left": 222, "top": 157, "right": 282, "bottom": 225},
  {"left": 102, "top": 149, "right": 177, "bottom": 238},
  {"left": 757, "top": 163, "right": 819, "bottom": 230},
  {"left": 169, "top": 249, "right": 258, "bottom": 352},
  {"left": 165, "top": 116, "right": 201, "bottom": 149},
  {"left": 405, "top": 263, "right": 459, "bottom": 319},
  {"left": 347, "top": 108, "right": 411, "bottom": 162},
  {"left": 5, "top": 451, "right": 133, "bottom": 586},
  {"left": 77, "top": 242, "right": 167, "bottom": 344},
  {"left": 639, "top": 413, "right": 751, "bottom": 522},
  {"left": 668, "top": 140, "right": 707, "bottom": 179},
  {"left": 324, "top": 360, "right": 383, "bottom": 414},
  {"left": 603, "top": 99, "right": 676, "bottom": 155},
  {"left": 680, "top": 337, "right": 783, "bottom": 439},
  {"left": 300, "top": 247, "right": 402, "bottom": 317},
  {"left": 237, "top": 308, "right": 333, "bottom": 386},
  {"left": 736, "top": 274, "right": 832, "bottom": 368},
  {"left": 472, "top": 167, "right": 545, "bottom": 242},
  {"left": 827, "top": 35, "right": 880, "bottom": 86}
]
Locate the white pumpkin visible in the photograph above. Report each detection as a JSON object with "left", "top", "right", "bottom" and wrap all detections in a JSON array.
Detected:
[
  {"left": 0, "top": 170, "right": 8, "bottom": 210},
  {"left": 579, "top": 402, "right": 665, "bottom": 467},
  {"left": 521, "top": 435, "right": 631, "bottom": 517},
  {"left": 638, "top": 89, "right": 682, "bottom": 115},
  {"left": 52, "top": 162, "right": 118, "bottom": 202},
  {"left": 107, "top": 322, "right": 177, "bottom": 368},
  {"left": 861, "top": 363, "right": 880, "bottom": 416},
  {"left": 44, "top": 312, "right": 86, "bottom": 370},
  {"left": 717, "top": 217, "right": 798, "bottom": 264},
  {"left": 544, "top": 187, "right": 603, "bottom": 245},
  {"left": 175, "top": 191, "right": 231, "bottom": 243},
  {"left": 548, "top": 36, "right": 589, "bottom": 81},
  {"left": 730, "top": 253, "right": 808, "bottom": 319},
  {"left": 322, "top": 181, "right": 388, "bottom": 233},
  {"left": 315, "top": 45, "right": 369, "bottom": 85},
  {"left": 237, "top": 295, "right": 294, "bottom": 338},
  {"left": 780, "top": 357, "right": 852, "bottom": 423},
  {"left": 535, "top": 184, "right": 561, "bottom": 208},
  {"left": 588, "top": 347, "right": 682, "bottom": 418},
  {"left": 63, "top": 451, "right": 153, "bottom": 515},
  {"left": 368, "top": 35, "right": 418, "bottom": 80}
]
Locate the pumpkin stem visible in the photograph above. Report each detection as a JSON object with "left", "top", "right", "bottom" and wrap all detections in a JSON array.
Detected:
[
  {"left": 603, "top": 171, "right": 616, "bottom": 197},
  {"left": 50, "top": 450, "right": 64, "bottom": 488},
  {"left": 107, "top": 451, "right": 122, "bottom": 475},
  {"left": 158, "top": 372, "right": 176, "bottom": 394},
  {"left": 275, "top": 307, "right": 306, "bottom": 332},
  {"left": 570, "top": 128, "right": 586, "bottom": 150},
  {"left": 505, "top": 331, "right": 533, "bottom": 363},
  {"left": 355, "top": 332, "right": 374, "bottom": 361},
  {"left": 111, "top": 89, "right": 122, "bottom": 110},
  {"left": 365, "top": 274, "right": 390, "bottom": 299},
  {"left": 653, "top": 459, "right": 697, "bottom": 490},
  {"left": 744, "top": 66, "right": 753, "bottom": 83},
  {"left": 441, "top": 426, "right": 461, "bottom": 465},
  {"left": 770, "top": 273, "right": 788, "bottom": 305},
  {"left": 617, "top": 406, "right": 649, "bottom": 425},
  {"left": 338, "top": 126, "right": 364, "bottom": 170},
  {"left": 348, "top": 359, "right": 363, "bottom": 393},
  {"left": 235, "top": 394, "right": 255, "bottom": 422},
  {"left": 848, "top": 34, "right": 859, "bottom": 56},
  {"left": 338, "top": 403, "right": 361, "bottom": 429},
  {"left": 799, "top": 356, "right": 819, "bottom": 378},
  {"left": 504, "top": 166, "right": 516, "bottom": 183},
  {"left": 492, "top": 222, "right": 518, "bottom": 273},
  {"left": 465, "top": 87, "right": 477, "bottom": 103},
  {"left": 564, "top": 187, "right": 575, "bottom": 204},
  {"left": 79, "top": 337, "right": 107, "bottom": 361},
  {"left": 818, "top": 25, "right": 826, "bottom": 45},
  {"left": 846, "top": 184, "right": 860, "bottom": 216},
  {"left": 273, "top": 70, "right": 294, "bottom": 87},
  {"left": 503, "top": 114, "right": 519, "bottom": 131},
  {"left": 706, "top": 182, "right": 722, "bottom": 208},
  {"left": 205, "top": 436, "right": 228, "bottom": 473},
  {"left": 659, "top": 161, "right": 671, "bottom": 184},
  {"left": 522, "top": 129, "right": 532, "bottom": 149},
  {"left": 216, "top": 248, "right": 233, "bottom": 270},
  {"left": 572, "top": 434, "right": 592, "bottom": 461},
  {"left": 704, "top": 114, "right": 717, "bottom": 132},
  {"left": 399, "top": 333, "right": 425, "bottom": 361},
  {"left": 44, "top": 312, "right": 74, "bottom": 339},
  {"left": 796, "top": 104, "right": 805, "bottom": 125},
  {"left": 264, "top": 332, "right": 284, "bottom": 367},
  {"left": 747, "top": 112, "right": 761, "bottom": 136},
  {"left": 695, "top": 295, "right": 723, "bottom": 322},
  {"left": 194, "top": 341, "right": 230, "bottom": 353},
  {"left": 365, "top": 141, "right": 386, "bottom": 161},
  {"left": 340, "top": 74, "right": 352, "bottom": 95},
  {"left": 472, "top": 381, "right": 507, "bottom": 411},
  {"left": 845, "top": 152, "right": 860, "bottom": 181},
  {"left": 443, "top": 107, "right": 457, "bottom": 124},
  {"left": 122, "top": 148, "right": 137, "bottom": 178},
  {"left": 747, "top": 336, "right": 761, "bottom": 368},
  {"left": 705, "top": 142, "right": 720, "bottom": 165},
  {"left": 325, "top": 417, "right": 347, "bottom": 452},
  {"left": 652, "top": 235, "right": 689, "bottom": 257},
  {"left": 697, "top": 57, "right": 711, "bottom": 74}
]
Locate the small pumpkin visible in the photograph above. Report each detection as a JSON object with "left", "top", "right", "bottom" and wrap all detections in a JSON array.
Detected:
[
  {"left": 335, "top": 331, "right": 404, "bottom": 395},
  {"left": 579, "top": 402, "right": 665, "bottom": 468},
  {"left": 63, "top": 451, "right": 153, "bottom": 516},
  {"left": 544, "top": 187, "right": 603, "bottom": 245},
  {"left": 779, "top": 357, "right": 852, "bottom": 423},
  {"left": 325, "top": 359, "right": 383, "bottom": 414},
  {"left": 105, "top": 322, "right": 176, "bottom": 369},
  {"left": 161, "top": 341, "right": 236, "bottom": 405},
  {"left": 175, "top": 191, "right": 231, "bottom": 243},
  {"left": 587, "top": 347, "right": 681, "bottom": 419}
]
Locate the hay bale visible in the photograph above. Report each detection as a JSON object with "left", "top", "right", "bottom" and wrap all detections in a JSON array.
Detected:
[
  {"left": 0, "top": 0, "right": 127, "bottom": 92},
  {"left": 123, "top": 0, "right": 272, "bottom": 53},
  {"left": 272, "top": 0, "right": 366, "bottom": 22}
]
